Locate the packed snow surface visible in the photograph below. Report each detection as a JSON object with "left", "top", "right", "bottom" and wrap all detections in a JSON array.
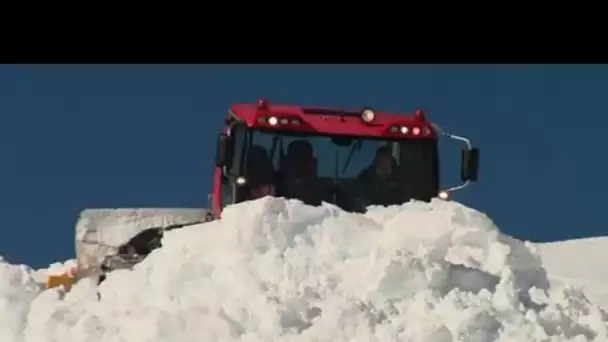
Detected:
[
  {"left": 2, "top": 198, "right": 608, "bottom": 342},
  {"left": 538, "top": 237, "right": 608, "bottom": 311}
]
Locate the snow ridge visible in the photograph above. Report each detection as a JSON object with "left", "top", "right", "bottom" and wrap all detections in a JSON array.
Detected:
[{"left": 2, "top": 198, "right": 607, "bottom": 342}]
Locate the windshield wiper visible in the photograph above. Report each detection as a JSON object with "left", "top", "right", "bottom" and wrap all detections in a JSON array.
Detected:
[{"left": 341, "top": 140, "right": 361, "bottom": 175}]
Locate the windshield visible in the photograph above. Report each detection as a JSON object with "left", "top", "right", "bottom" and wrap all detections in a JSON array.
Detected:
[{"left": 236, "top": 128, "right": 439, "bottom": 212}]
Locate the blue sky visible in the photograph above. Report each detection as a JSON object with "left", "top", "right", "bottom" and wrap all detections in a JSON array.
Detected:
[{"left": 1, "top": 64, "right": 607, "bottom": 268}]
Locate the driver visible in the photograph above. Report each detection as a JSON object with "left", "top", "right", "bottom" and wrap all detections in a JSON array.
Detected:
[
  {"left": 277, "top": 139, "right": 322, "bottom": 205},
  {"left": 243, "top": 145, "right": 276, "bottom": 200},
  {"left": 356, "top": 145, "right": 402, "bottom": 206}
]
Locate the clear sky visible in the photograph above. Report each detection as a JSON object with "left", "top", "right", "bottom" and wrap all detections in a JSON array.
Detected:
[{"left": 2, "top": 64, "right": 607, "bottom": 268}]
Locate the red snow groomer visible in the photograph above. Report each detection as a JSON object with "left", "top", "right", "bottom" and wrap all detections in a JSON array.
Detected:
[{"left": 47, "top": 99, "right": 480, "bottom": 291}]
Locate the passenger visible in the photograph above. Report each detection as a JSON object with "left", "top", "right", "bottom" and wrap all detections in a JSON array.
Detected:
[
  {"left": 243, "top": 145, "right": 276, "bottom": 200},
  {"left": 356, "top": 145, "right": 402, "bottom": 206},
  {"left": 281, "top": 140, "right": 317, "bottom": 179},
  {"left": 277, "top": 139, "right": 322, "bottom": 205}
]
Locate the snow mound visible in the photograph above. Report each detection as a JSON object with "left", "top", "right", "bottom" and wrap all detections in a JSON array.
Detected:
[
  {"left": 4, "top": 198, "right": 608, "bottom": 342},
  {"left": 0, "top": 259, "right": 42, "bottom": 342},
  {"left": 539, "top": 238, "right": 608, "bottom": 312}
]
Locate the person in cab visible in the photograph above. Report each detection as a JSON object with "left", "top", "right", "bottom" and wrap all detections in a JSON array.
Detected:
[
  {"left": 357, "top": 145, "right": 403, "bottom": 206},
  {"left": 243, "top": 145, "right": 276, "bottom": 200},
  {"left": 276, "top": 139, "right": 322, "bottom": 206}
]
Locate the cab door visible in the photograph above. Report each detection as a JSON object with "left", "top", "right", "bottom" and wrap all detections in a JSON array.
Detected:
[{"left": 219, "top": 122, "right": 248, "bottom": 208}]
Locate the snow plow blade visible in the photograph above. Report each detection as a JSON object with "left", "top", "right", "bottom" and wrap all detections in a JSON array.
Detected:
[{"left": 74, "top": 208, "right": 211, "bottom": 282}]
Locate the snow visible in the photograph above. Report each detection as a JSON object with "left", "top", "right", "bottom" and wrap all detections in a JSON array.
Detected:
[
  {"left": 538, "top": 238, "right": 608, "bottom": 312},
  {"left": 30, "top": 259, "right": 77, "bottom": 282},
  {"left": 1, "top": 197, "right": 608, "bottom": 342}
]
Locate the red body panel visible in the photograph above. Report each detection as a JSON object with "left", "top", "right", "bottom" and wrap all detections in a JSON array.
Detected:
[
  {"left": 211, "top": 125, "right": 233, "bottom": 219},
  {"left": 230, "top": 103, "right": 437, "bottom": 140},
  {"left": 211, "top": 167, "right": 222, "bottom": 219}
]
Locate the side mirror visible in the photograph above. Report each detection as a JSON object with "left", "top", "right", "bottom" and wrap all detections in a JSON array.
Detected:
[
  {"left": 215, "top": 133, "right": 233, "bottom": 167},
  {"left": 461, "top": 147, "right": 479, "bottom": 182}
]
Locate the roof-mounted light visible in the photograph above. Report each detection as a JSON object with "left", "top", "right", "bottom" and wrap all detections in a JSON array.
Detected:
[
  {"left": 361, "top": 108, "right": 375, "bottom": 123},
  {"left": 257, "top": 115, "right": 300, "bottom": 127},
  {"left": 414, "top": 109, "right": 426, "bottom": 121},
  {"left": 257, "top": 98, "right": 269, "bottom": 110}
]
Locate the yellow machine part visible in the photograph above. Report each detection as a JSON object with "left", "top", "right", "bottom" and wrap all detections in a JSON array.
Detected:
[{"left": 46, "top": 274, "right": 76, "bottom": 291}]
